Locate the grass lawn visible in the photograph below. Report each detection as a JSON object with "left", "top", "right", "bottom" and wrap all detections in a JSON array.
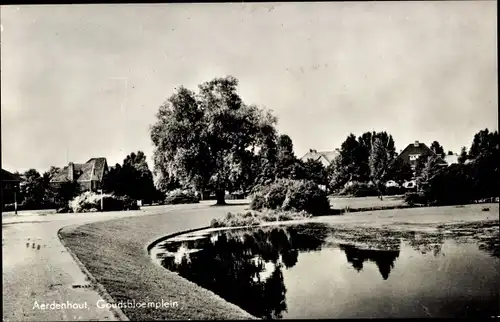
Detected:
[
  {"left": 59, "top": 203, "right": 256, "bottom": 321},
  {"left": 59, "top": 201, "right": 498, "bottom": 321}
]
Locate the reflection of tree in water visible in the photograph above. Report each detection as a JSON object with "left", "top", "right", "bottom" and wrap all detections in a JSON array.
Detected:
[
  {"left": 159, "top": 223, "right": 330, "bottom": 319},
  {"left": 339, "top": 244, "right": 400, "bottom": 280}
]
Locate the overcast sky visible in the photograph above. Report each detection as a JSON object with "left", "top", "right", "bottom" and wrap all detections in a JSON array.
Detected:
[{"left": 1, "top": 2, "right": 497, "bottom": 173}]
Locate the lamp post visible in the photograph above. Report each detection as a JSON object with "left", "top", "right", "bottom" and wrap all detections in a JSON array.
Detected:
[
  {"left": 98, "top": 189, "right": 103, "bottom": 212},
  {"left": 14, "top": 186, "right": 18, "bottom": 215}
]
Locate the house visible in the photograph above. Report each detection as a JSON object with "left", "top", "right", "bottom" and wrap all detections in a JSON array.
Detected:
[
  {"left": 50, "top": 158, "right": 109, "bottom": 192},
  {"left": 1, "top": 169, "right": 20, "bottom": 210},
  {"left": 300, "top": 149, "right": 340, "bottom": 167},
  {"left": 444, "top": 153, "right": 459, "bottom": 166},
  {"left": 396, "top": 141, "right": 447, "bottom": 171}
]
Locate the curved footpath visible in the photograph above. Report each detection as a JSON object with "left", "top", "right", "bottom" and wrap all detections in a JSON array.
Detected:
[{"left": 2, "top": 201, "right": 253, "bottom": 321}]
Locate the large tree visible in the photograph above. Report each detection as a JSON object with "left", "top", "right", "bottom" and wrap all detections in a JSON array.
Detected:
[
  {"left": 274, "top": 134, "right": 306, "bottom": 180},
  {"left": 151, "top": 76, "right": 277, "bottom": 205},
  {"left": 458, "top": 146, "right": 468, "bottom": 164},
  {"left": 334, "top": 131, "right": 397, "bottom": 188},
  {"left": 358, "top": 131, "right": 397, "bottom": 182},
  {"left": 430, "top": 141, "right": 446, "bottom": 159},
  {"left": 416, "top": 155, "right": 444, "bottom": 193},
  {"left": 103, "top": 151, "right": 157, "bottom": 203},
  {"left": 19, "top": 169, "right": 46, "bottom": 208},
  {"left": 253, "top": 131, "right": 278, "bottom": 186},
  {"left": 369, "top": 137, "right": 396, "bottom": 200},
  {"left": 337, "top": 133, "right": 363, "bottom": 183},
  {"left": 467, "top": 128, "right": 499, "bottom": 199},
  {"left": 327, "top": 154, "right": 349, "bottom": 191},
  {"left": 468, "top": 128, "right": 499, "bottom": 160},
  {"left": 41, "top": 166, "right": 61, "bottom": 203},
  {"left": 303, "top": 158, "right": 328, "bottom": 188}
]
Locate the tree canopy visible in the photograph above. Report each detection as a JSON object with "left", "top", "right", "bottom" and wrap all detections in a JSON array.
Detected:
[
  {"left": 328, "top": 131, "right": 397, "bottom": 191},
  {"left": 430, "top": 141, "right": 445, "bottom": 159},
  {"left": 150, "top": 76, "right": 277, "bottom": 204},
  {"left": 103, "top": 151, "right": 157, "bottom": 203}
]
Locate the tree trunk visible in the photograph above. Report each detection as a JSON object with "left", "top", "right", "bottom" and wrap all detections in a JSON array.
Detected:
[
  {"left": 376, "top": 182, "right": 384, "bottom": 200},
  {"left": 215, "top": 189, "right": 226, "bottom": 205}
]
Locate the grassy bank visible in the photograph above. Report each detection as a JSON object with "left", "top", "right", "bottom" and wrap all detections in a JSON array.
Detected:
[{"left": 58, "top": 204, "right": 256, "bottom": 320}]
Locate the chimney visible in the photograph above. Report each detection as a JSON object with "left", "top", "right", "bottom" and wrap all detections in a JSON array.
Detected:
[
  {"left": 68, "top": 162, "right": 74, "bottom": 181},
  {"left": 414, "top": 141, "right": 419, "bottom": 147}
]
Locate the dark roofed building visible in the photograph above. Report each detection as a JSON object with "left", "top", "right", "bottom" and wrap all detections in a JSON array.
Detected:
[
  {"left": 396, "top": 141, "right": 447, "bottom": 170},
  {"left": 301, "top": 149, "right": 340, "bottom": 167},
  {"left": 1, "top": 169, "right": 21, "bottom": 210},
  {"left": 50, "top": 157, "right": 109, "bottom": 192}
]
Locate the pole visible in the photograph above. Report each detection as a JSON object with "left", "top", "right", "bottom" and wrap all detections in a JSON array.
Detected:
[
  {"left": 100, "top": 189, "right": 104, "bottom": 212},
  {"left": 14, "top": 189, "right": 18, "bottom": 215}
]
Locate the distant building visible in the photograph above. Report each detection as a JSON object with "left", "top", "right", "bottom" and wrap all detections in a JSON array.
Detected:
[
  {"left": 396, "top": 141, "right": 447, "bottom": 170},
  {"left": 300, "top": 149, "right": 340, "bottom": 167},
  {"left": 1, "top": 169, "right": 20, "bottom": 209},
  {"left": 444, "top": 153, "right": 459, "bottom": 166},
  {"left": 50, "top": 158, "right": 109, "bottom": 192}
]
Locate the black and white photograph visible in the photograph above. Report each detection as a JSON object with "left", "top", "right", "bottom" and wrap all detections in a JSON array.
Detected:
[{"left": 1, "top": 2, "right": 498, "bottom": 320}]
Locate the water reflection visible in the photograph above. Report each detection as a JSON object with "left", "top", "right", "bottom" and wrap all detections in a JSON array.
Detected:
[
  {"left": 339, "top": 244, "right": 400, "bottom": 280},
  {"left": 158, "top": 224, "right": 404, "bottom": 319},
  {"left": 159, "top": 224, "right": 332, "bottom": 319},
  {"left": 154, "top": 222, "right": 499, "bottom": 319}
]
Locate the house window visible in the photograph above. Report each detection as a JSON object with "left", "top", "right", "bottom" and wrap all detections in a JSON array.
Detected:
[{"left": 409, "top": 154, "right": 420, "bottom": 161}]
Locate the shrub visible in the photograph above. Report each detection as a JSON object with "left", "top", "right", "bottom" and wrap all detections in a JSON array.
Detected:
[
  {"left": 69, "top": 191, "right": 139, "bottom": 213},
  {"left": 3, "top": 200, "right": 56, "bottom": 212},
  {"left": 210, "top": 210, "right": 310, "bottom": 228},
  {"left": 164, "top": 189, "right": 200, "bottom": 205},
  {"left": 281, "top": 180, "right": 330, "bottom": 216},
  {"left": 385, "top": 186, "right": 405, "bottom": 196},
  {"left": 261, "top": 209, "right": 310, "bottom": 222},
  {"left": 249, "top": 194, "right": 266, "bottom": 211},
  {"left": 338, "top": 181, "right": 379, "bottom": 197},
  {"left": 210, "top": 211, "right": 260, "bottom": 228},
  {"left": 404, "top": 192, "right": 428, "bottom": 206},
  {"left": 264, "top": 180, "right": 292, "bottom": 209},
  {"left": 250, "top": 179, "right": 330, "bottom": 216}
]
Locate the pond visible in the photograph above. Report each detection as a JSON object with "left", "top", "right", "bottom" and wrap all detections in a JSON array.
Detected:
[{"left": 151, "top": 222, "right": 499, "bottom": 319}]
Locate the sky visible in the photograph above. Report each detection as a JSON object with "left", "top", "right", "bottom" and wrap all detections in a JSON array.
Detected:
[{"left": 1, "top": 2, "right": 497, "bottom": 174}]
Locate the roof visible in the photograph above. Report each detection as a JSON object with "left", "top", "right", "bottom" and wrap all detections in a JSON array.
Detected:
[
  {"left": 50, "top": 157, "right": 108, "bottom": 183},
  {"left": 397, "top": 141, "right": 447, "bottom": 164},
  {"left": 1, "top": 169, "right": 20, "bottom": 182},
  {"left": 301, "top": 150, "right": 339, "bottom": 165}
]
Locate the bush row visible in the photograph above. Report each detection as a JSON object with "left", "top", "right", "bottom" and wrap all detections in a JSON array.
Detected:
[
  {"left": 250, "top": 179, "right": 330, "bottom": 216},
  {"left": 210, "top": 210, "right": 311, "bottom": 228},
  {"left": 337, "top": 181, "right": 409, "bottom": 198},
  {"left": 62, "top": 191, "right": 139, "bottom": 213},
  {"left": 3, "top": 201, "right": 57, "bottom": 212}
]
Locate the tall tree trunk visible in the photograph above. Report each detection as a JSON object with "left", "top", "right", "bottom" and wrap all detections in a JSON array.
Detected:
[
  {"left": 215, "top": 189, "right": 226, "bottom": 205},
  {"left": 376, "top": 181, "right": 384, "bottom": 200}
]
